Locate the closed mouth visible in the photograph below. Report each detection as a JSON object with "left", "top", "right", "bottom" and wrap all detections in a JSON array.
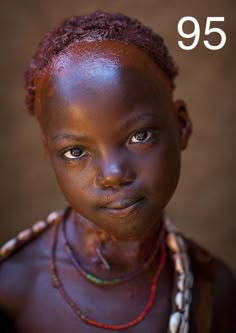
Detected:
[{"left": 101, "top": 197, "right": 144, "bottom": 217}]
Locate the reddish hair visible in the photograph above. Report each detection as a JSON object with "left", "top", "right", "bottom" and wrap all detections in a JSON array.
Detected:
[{"left": 24, "top": 11, "right": 178, "bottom": 115}]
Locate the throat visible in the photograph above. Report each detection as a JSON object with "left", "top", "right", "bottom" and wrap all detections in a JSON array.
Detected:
[{"left": 61, "top": 209, "right": 164, "bottom": 279}]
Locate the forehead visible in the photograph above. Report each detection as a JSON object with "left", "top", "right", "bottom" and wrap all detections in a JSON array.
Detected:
[
  {"left": 35, "top": 40, "right": 172, "bottom": 126},
  {"left": 51, "top": 39, "right": 170, "bottom": 82},
  {"left": 36, "top": 40, "right": 171, "bottom": 99}
]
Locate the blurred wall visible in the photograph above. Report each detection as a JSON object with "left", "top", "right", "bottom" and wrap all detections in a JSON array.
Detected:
[{"left": 0, "top": 0, "right": 235, "bottom": 272}]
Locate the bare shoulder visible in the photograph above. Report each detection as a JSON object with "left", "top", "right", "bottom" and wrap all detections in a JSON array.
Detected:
[
  {"left": 210, "top": 256, "right": 236, "bottom": 333},
  {"left": 184, "top": 236, "right": 236, "bottom": 332},
  {"left": 0, "top": 211, "right": 60, "bottom": 315}
]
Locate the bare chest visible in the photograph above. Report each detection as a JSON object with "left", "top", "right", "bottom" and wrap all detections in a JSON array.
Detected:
[{"left": 11, "top": 264, "right": 173, "bottom": 333}]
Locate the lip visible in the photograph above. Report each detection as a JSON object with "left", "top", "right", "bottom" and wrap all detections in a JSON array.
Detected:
[{"left": 101, "top": 197, "right": 144, "bottom": 217}]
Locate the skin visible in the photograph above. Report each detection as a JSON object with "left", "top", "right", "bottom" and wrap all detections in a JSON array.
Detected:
[
  {"left": 0, "top": 40, "right": 235, "bottom": 333},
  {"left": 36, "top": 40, "right": 192, "bottom": 272}
]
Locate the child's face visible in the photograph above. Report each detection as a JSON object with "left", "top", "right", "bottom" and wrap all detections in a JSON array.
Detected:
[{"left": 36, "top": 40, "right": 191, "bottom": 241}]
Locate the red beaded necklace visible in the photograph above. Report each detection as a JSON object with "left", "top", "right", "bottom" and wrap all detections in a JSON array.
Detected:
[
  {"left": 61, "top": 210, "right": 164, "bottom": 286},
  {"left": 50, "top": 211, "right": 167, "bottom": 330}
]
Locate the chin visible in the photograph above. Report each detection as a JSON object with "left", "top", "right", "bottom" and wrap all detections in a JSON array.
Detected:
[{"left": 102, "top": 215, "right": 161, "bottom": 242}]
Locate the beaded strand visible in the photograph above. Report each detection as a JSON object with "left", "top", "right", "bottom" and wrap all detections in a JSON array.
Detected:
[
  {"left": 0, "top": 211, "right": 60, "bottom": 262},
  {"left": 0, "top": 208, "right": 194, "bottom": 333},
  {"left": 50, "top": 216, "right": 167, "bottom": 330},
  {"left": 61, "top": 210, "right": 165, "bottom": 286}
]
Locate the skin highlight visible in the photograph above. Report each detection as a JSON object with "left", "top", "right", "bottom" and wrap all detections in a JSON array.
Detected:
[
  {"left": 24, "top": 11, "right": 178, "bottom": 114},
  {"left": 0, "top": 26, "right": 235, "bottom": 333},
  {"left": 34, "top": 39, "right": 192, "bottom": 274}
]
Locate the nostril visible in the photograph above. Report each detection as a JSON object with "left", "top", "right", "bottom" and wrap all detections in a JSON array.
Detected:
[
  {"left": 121, "top": 178, "right": 133, "bottom": 186},
  {"left": 95, "top": 169, "right": 135, "bottom": 189}
]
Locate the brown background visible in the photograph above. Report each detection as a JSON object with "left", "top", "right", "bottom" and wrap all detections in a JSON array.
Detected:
[{"left": 0, "top": 0, "right": 235, "bottom": 272}]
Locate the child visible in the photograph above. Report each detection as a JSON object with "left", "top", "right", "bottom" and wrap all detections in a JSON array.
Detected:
[{"left": 0, "top": 11, "right": 235, "bottom": 333}]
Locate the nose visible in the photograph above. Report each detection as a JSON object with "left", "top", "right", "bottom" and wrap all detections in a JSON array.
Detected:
[{"left": 95, "top": 153, "right": 136, "bottom": 189}]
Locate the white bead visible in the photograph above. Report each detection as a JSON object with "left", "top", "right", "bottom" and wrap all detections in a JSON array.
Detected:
[
  {"left": 175, "top": 292, "right": 184, "bottom": 310},
  {"left": 167, "top": 233, "right": 186, "bottom": 253},
  {"left": 173, "top": 254, "right": 184, "bottom": 274},
  {"left": 32, "top": 220, "right": 47, "bottom": 233},
  {"left": 183, "top": 321, "right": 189, "bottom": 333},
  {"left": 176, "top": 235, "right": 186, "bottom": 252},
  {"left": 184, "top": 289, "right": 192, "bottom": 305},
  {"left": 17, "top": 229, "right": 32, "bottom": 241},
  {"left": 179, "top": 319, "right": 189, "bottom": 333},
  {"left": 182, "top": 253, "right": 190, "bottom": 272},
  {"left": 46, "top": 212, "right": 59, "bottom": 224},
  {"left": 168, "top": 312, "right": 182, "bottom": 333},
  {"left": 185, "top": 272, "right": 194, "bottom": 289},
  {"left": 167, "top": 233, "right": 181, "bottom": 253},
  {"left": 184, "top": 304, "right": 190, "bottom": 320},
  {"left": 164, "top": 217, "right": 177, "bottom": 233},
  {"left": 173, "top": 253, "right": 189, "bottom": 275},
  {"left": 177, "top": 274, "right": 185, "bottom": 291},
  {"left": 0, "top": 238, "right": 17, "bottom": 255}
]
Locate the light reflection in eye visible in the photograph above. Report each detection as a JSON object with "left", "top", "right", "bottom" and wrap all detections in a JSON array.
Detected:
[
  {"left": 130, "top": 130, "right": 152, "bottom": 143},
  {"left": 63, "top": 147, "right": 84, "bottom": 159}
]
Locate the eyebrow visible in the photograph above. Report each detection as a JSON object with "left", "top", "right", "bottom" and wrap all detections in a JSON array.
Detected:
[
  {"left": 51, "top": 112, "right": 157, "bottom": 142},
  {"left": 119, "top": 112, "right": 156, "bottom": 131},
  {"left": 51, "top": 133, "right": 88, "bottom": 142}
]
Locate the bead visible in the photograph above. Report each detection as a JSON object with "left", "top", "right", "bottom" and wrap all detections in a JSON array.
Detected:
[
  {"left": 177, "top": 273, "right": 193, "bottom": 292},
  {"left": 168, "top": 312, "right": 182, "bottom": 333},
  {"left": 177, "top": 274, "right": 185, "bottom": 291},
  {"left": 175, "top": 292, "right": 184, "bottom": 310},
  {"left": 184, "top": 304, "right": 190, "bottom": 320},
  {"left": 184, "top": 289, "right": 192, "bottom": 305},
  {"left": 32, "top": 220, "right": 47, "bottom": 233},
  {"left": 167, "top": 233, "right": 186, "bottom": 253},
  {"left": 176, "top": 235, "right": 186, "bottom": 252},
  {"left": 0, "top": 238, "right": 17, "bottom": 256},
  {"left": 182, "top": 253, "right": 190, "bottom": 272},
  {"left": 47, "top": 212, "right": 59, "bottom": 224},
  {"left": 0, "top": 210, "right": 61, "bottom": 262},
  {"left": 164, "top": 217, "right": 177, "bottom": 233},
  {"left": 173, "top": 253, "right": 189, "bottom": 275},
  {"left": 51, "top": 216, "right": 168, "bottom": 330},
  {"left": 17, "top": 229, "right": 32, "bottom": 241},
  {"left": 173, "top": 254, "right": 184, "bottom": 274},
  {"left": 185, "top": 272, "right": 194, "bottom": 289},
  {"left": 183, "top": 321, "right": 189, "bottom": 333},
  {"left": 166, "top": 233, "right": 179, "bottom": 253},
  {"left": 179, "top": 319, "right": 189, "bottom": 333}
]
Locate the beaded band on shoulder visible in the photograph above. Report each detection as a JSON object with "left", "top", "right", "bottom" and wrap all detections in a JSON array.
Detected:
[
  {"left": 165, "top": 216, "right": 194, "bottom": 333},
  {"left": 0, "top": 211, "right": 61, "bottom": 263},
  {"left": 0, "top": 209, "right": 194, "bottom": 333}
]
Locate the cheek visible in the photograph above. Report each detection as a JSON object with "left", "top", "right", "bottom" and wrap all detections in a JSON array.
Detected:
[
  {"left": 139, "top": 136, "right": 181, "bottom": 199},
  {"left": 52, "top": 161, "right": 93, "bottom": 205}
]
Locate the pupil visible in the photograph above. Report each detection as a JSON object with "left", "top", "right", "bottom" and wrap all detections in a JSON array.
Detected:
[
  {"left": 71, "top": 148, "right": 82, "bottom": 157},
  {"left": 135, "top": 131, "right": 146, "bottom": 140}
]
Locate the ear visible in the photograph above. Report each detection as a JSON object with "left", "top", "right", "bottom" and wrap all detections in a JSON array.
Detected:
[
  {"left": 40, "top": 133, "right": 52, "bottom": 164},
  {"left": 173, "top": 99, "right": 192, "bottom": 150}
]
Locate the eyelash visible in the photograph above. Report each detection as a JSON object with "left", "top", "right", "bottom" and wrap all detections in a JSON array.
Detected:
[
  {"left": 128, "top": 129, "right": 154, "bottom": 144},
  {"left": 60, "top": 129, "right": 157, "bottom": 162},
  {"left": 60, "top": 147, "right": 87, "bottom": 161}
]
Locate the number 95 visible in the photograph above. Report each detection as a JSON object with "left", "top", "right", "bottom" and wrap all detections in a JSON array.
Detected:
[{"left": 178, "top": 16, "right": 226, "bottom": 50}]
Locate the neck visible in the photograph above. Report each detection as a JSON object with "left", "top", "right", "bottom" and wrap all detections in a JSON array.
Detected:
[{"left": 64, "top": 208, "right": 164, "bottom": 276}]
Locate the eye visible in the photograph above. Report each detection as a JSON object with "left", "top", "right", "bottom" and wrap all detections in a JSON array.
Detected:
[
  {"left": 63, "top": 147, "right": 85, "bottom": 160},
  {"left": 129, "top": 130, "right": 153, "bottom": 144}
]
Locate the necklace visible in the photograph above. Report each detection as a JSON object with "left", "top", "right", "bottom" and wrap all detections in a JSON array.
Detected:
[
  {"left": 50, "top": 210, "right": 166, "bottom": 330},
  {"left": 0, "top": 207, "right": 193, "bottom": 332},
  {"left": 61, "top": 210, "right": 164, "bottom": 286},
  {"left": 49, "top": 208, "right": 194, "bottom": 332}
]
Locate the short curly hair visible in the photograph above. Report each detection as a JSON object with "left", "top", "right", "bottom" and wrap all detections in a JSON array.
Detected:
[{"left": 24, "top": 11, "right": 178, "bottom": 115}]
